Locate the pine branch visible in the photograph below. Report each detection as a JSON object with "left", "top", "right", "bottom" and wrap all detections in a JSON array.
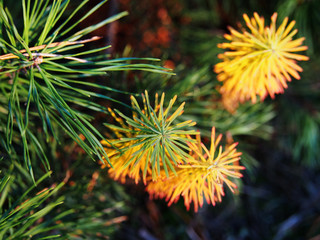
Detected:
[{"left": 0, "top": 0, "right": 172, "bottom": 180}]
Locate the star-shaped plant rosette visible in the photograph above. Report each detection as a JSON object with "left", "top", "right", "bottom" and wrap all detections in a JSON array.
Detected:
[
  {"left": 146, "top": 127, "right": 244, "bottom": 212},
  {"left": 214, "top": 12, "right": 309, "bottom": 112},
  {"left": 101, "top": 91, "right": 198, "bottom": 184}
]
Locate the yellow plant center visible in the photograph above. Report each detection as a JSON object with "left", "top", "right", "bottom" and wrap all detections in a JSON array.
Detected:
[{"left": 214, "top": 12, "right": 309, "bottom": 111}]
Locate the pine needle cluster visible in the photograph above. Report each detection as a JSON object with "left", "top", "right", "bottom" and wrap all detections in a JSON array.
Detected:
[{"left": 215, "top": 12, "right": 309, "bottom": 112}]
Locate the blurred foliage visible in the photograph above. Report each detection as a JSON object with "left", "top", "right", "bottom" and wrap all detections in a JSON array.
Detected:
[
  {"left": 55, "top": 160, "right": 131, "bottom": 240},
  {"left": 276, "top": 0, "right": 320, "bottom": 54},
  {"left": 275, "top": 59, "right": 320, "bottom": 167},
  {"left": 0, "top": 164, "right": 66, "bottom": 240},
  {"left": 0, "top": 157, "right": 131, "bottom": 240}
]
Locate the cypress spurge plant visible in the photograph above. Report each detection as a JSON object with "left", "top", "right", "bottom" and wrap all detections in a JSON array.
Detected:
[{"left": 0, "top": 0, "right": 169, "bottom": 179}]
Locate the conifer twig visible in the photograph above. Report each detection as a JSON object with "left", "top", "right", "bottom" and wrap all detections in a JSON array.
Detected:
[{"left": 0, "top": 36, "right": 101, "bottom": 61}]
